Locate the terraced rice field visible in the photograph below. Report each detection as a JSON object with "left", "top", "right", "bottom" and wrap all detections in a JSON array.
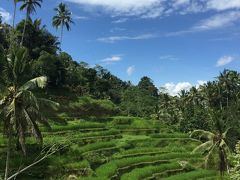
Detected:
[{"left": 0, "top": 117, "right": 228, "bottom": 179}]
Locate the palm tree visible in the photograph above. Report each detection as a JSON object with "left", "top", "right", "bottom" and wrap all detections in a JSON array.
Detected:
[
  {"left": 52, "top": 3, "right": 74, "bottom": 49},
  {"left": 19, "top": 0, "right": 42, "bottom": 45},
  {"left": 190, "top": 120, "right": 231, "bottom": 177},
  {"left": 0, "top": 46, "right": 59, "bottom": 180},
  {"left": 12, "top": 0, "right": 19, "bottom": 28}
]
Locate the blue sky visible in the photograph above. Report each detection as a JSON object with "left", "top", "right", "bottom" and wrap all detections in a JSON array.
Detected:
[{"left": 1, "top": 0, "right": 240, "bottom": 95}]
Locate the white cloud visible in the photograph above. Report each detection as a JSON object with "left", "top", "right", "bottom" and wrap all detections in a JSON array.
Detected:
[
  {"left": 0, "top": 8, "right": 12, "bottom": 23},
  {"left": 174, "top": 0, "right": 190, "bottom": 6},
  {"left": 196, "top": 80, "right": 207, "bottom": 88},
  {"left": 65, "top": 0, "right": 240, "bottom": 19},
  {"left": 101, "top": 55, "right": 122, "bottom": 65},
  {"left": 166, "top": 11, "right": 240, "bottom": 37},
  {"left": 207, "top": 0, "right": 240, "bottom": 11},
  {"left": 127, "top": 66, "right": 135, "bottom": 76},
  {"left": 161, "top": 80, "right": 207, "bottom": 96},
  {"left": 193, "top": 11, "right": 240, "bottom": 31},
  {"left": 162, "top": 82, "right": 192, "bottom": 96},
  {"left": 66, "top": 0, "right": 163, "bottom": 18},
  {"left": 97, "top": 34, "right": 156, "bottom": 43},
  {"left": 216, "top": 56, "right": 234, "bottom": 67}
]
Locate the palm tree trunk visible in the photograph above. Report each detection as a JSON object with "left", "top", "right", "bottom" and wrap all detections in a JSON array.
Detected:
[
  {"left": 10, "top": 1, "right": 17, "bottom": 46},
  {"left": 4, "top": 130, "right": 12, "bottom": 180},
  {"left": 21, "top": 13, "right": 28, "bottom": 46},
  {"left": 60, "top": 23, "right": 63, "bottom": 50},
  {"left": 13, "top": 1, "right": 17, "bottom": 28}
]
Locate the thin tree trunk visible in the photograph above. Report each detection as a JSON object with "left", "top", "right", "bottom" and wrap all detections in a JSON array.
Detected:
[
  {"left": 60, "top": 23, "right": 63, "bottom": 50},
  {"left": 10, "top": 2, "right": 17, "bottom": 47},
  {"left": 13, "top": 2, "right": 17, "bottom": 28},
  {"left": 7, "top": 144, "right": 66, "bottom": 180},
  {"left": 4, "top": 131, "right": 12, "bottom": 180},
  {"left": 21, "top": 13, "right": 28, "bottom": 46}
]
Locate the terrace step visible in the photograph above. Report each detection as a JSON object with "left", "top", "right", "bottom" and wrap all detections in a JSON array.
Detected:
[
  {"left": 121, "top": 162, "right": 185, "bottom": 180},
  {"left": 161, "top": 169, "right": 216, "bottom": 180}
]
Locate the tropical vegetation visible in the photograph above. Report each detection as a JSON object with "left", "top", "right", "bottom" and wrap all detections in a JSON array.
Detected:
[{"left": 0, "top": 1, "right": 239, "bottom": 179}]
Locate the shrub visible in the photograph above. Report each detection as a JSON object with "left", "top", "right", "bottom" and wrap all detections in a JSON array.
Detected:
[{"left": 230, "top": 141, "right": 240, "bottom": 180}]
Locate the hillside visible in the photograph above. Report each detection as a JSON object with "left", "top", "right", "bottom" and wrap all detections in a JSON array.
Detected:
[{"left": 0, "top": 117, "right": 227, "bottom": 180}]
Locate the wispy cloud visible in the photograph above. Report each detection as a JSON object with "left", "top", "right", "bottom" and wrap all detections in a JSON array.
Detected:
[
  {"left": 100, "top": 55, "right": 122, "bottom": 65},
  {"left": 110, "top": 27, "right": 126, "bottom": 33},
  {"left": 127, "top": 66, "right": 135, "bottom": 76},
  {"left": 193, "top": 11, "right": 240, "bottom": 31},
  {"left": 112, "top": 18, "right": 128, "bottom": 23},
  {"left": 0, "top": 8, "right": 12, "bottom": 23},
  {"left": 216, "top": 56, "right": 234, "bottom": 67},
  {"left": 166, "top": 11, "right": 240, "bottom": 37},
  {"left": 207, "top": 0, "right": 240, "bottom": 11},
  {"left": 73, "top": 15, "right": 89, "bottom": 20},
  {"left": 159, "top": 55, "right": 179, "bottom": 61},
  {"left": 66, "top": 0, "right": 163, "bottom": 18},
  {"left": 66, "top": 0, "right": 240, "bottom": 19},
  {"left": 97, "top": 34, "right": 156, "bottom": 43}
]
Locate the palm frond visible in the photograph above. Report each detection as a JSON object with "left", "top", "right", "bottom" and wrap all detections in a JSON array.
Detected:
[
  {"left": 23, "top": 108, "right": 42, "bottom": 144},
  {"left": 38, "top": 98, "right": 60, "bottom": 110},
  {"left": 190, "top": 130, "right": 215, "bottom": 140},
  {"left": 19, "top": 76, "right": 47, "bottom": 91},
  {"left": 192, "top": 141, "right": 213, "bottom": 154}
]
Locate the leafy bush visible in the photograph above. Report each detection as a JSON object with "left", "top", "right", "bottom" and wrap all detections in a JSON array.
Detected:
[{"left": 230, "top": 141, "right": 240, "bottom": 180}]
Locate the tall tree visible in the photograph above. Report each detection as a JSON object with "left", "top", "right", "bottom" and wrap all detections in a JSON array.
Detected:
[
  {"left": 190, "top": 114, "right": 231, "bottom": 177},
  {"left": 16, "top": 19, "right": 59, "bottom": 58},
  {"left": 138, "top": 76, "right": 158, "bottom": 97},
  {"left": 19, "top": 0, "right": 42, "bottom": 45},
  {"left": 52, "top": 3, "right": 74, "bottom": 49},
  {"left": 0, "top": 13, "right": 2, "bottom": 24},
  {"left": 12, "top": 0, "right": 19, "bottom": 28},
  {"left": 0, "top": 47, "right": 59, "bottom": 179}
]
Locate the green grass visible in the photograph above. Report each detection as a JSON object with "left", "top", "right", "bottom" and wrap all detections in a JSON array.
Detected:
[
  {"left": 70, "top": 141, "right": 117, "bottom": 155},
  {"left": 95, "top": 153, "right": 201, "bottom": 178},
  {"left": 0, "top": 117, "right": 222, "bottom": 179},
  {"left": 121, "top": 162, "right": 185, "bottom": 180},
  {"left": 42, "top": 120, "right": 105, "bottom": 132},
  {"left": 162, "top": 169, "right": 216, "bottom": 180},
  {"left": 150, "top": 133, "right": 189, "bottom": 138}
]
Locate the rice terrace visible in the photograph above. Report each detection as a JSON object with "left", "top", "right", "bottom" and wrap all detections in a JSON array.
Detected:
[{"left": 0, "top": 0, "right": 240, "bottom": 180}]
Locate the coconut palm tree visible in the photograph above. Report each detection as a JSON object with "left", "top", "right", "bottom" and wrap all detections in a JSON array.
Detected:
[
  {"left": 0, "top": 46, "right": 59, "bottom": 180},
  {"left": 52, "top": 3, "right": 74, "bottom": 48},
  {"left": 190, "top": 118, "right": 231, "bottom": 177},
  {"left": 19, "top": 0, "right": 42, "bottom": 45},
  {"left": 12, "top": 0, "right": 19, "bottom": 28}
]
